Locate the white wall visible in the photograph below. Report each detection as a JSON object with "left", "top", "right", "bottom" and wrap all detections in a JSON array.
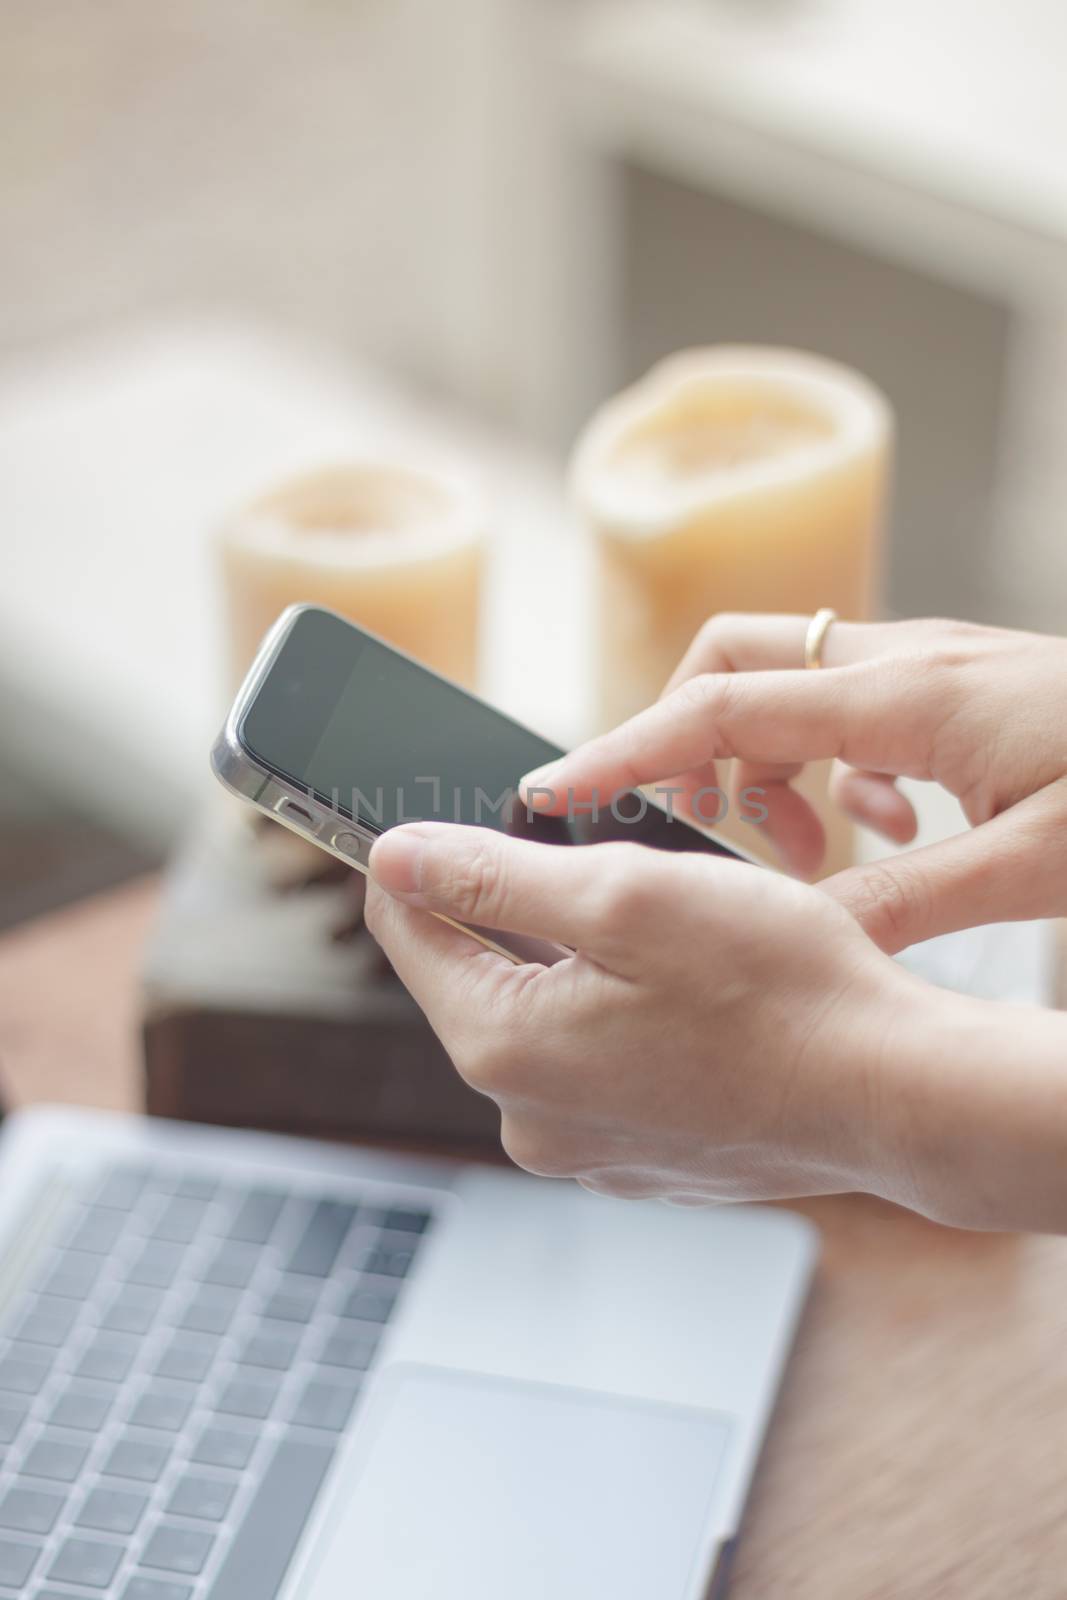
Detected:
[{"left": 0, "top": 0, "right": 513, "bottom": 402}]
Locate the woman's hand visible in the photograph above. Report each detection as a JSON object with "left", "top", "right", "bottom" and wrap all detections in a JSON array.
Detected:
[
  {"left": 365, "top": 821, "right": 929, "bottom": 1210},
  {"left": 366, "top": 820, "right": 1067, "bottom": 1233},
  {"left": 519, "top": 615, "right": 1067, "bottom": 953}
]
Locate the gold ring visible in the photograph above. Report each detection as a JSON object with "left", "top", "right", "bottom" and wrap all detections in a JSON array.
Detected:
[{"left": 804, "top": 608, "right": 837, "bottom": 670}]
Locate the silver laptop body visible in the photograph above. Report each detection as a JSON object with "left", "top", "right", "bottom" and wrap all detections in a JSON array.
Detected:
[{"left": 0, "top": 1106, "right": 815, "bottom": 1600}]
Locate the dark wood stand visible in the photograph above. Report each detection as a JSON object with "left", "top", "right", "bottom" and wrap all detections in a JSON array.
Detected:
[{"left": 140, "top": 805, "right": 499, "bottom": 1152}]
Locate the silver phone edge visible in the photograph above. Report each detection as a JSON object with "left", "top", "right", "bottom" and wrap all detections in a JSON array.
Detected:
[{"left": 209, "top": 605, "right": 567, "bottom": 966}]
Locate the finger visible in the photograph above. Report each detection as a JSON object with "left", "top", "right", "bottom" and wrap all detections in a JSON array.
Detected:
[
  {"left": 363, "top": 878, "right": 514, "bottom": 1049},
  {"left": 657, "top": 616, "right": 930, "bottom": 872},
  {"left": 731, "top": 758, "right": 825, "bottom": 877},
  {"left": 664, "top": 613, "right": 813, "bottom": 690},
  {"left": 662, "top": 615, "right": 833, "bottom": 871},
  {"left": 663, "top": 616, "right": 829, "bottom": 867},
  {"left": 368, "top": 821, "right": 672, "bottom": 957},
  {"left": 823, "top": 785, "right": 1067, "bottom": 953},
  {"left": 830, "top": 765, "right": 918, "bottom": 845},
  {"left": 662, "top": 613, "right": 929, "bottom": 692},
  {"left": 520, "top": 655, "right": 936, "bottom": 817}
]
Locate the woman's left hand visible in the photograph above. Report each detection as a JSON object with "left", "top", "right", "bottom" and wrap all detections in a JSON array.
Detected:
[{"left": 363, "top": 820, "right": 929, "bottom": 1209}]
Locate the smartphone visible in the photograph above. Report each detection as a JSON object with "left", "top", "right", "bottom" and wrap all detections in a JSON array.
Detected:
[{"left": 211, "top": 604, "right": 756, "bottom": 962}]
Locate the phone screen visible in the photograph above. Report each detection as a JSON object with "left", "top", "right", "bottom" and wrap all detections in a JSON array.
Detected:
[{"left": 240, "top": 607, "right": 745, "bottom": 862}]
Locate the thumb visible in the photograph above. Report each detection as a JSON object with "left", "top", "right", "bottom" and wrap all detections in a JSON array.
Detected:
[
  {"left": 368, "top": 820, "right": 638, "bottom": 953},
  {"left": 822, "top": 785, "right": 1067, "bottom": 953}
]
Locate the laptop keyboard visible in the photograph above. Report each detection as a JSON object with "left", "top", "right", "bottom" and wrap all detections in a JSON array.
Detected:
[{"left": 0, "top": 1160, "right": 432, "bottom": 1598}]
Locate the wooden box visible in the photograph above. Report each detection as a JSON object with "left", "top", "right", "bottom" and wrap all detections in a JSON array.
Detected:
[{"left": 140, "top": 806, "right": 500, "bottom": 1153}]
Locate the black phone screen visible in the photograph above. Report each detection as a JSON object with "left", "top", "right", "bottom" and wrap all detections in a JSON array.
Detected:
[{"left": 240, "top": 606, "right": 745, "bottom": 861}]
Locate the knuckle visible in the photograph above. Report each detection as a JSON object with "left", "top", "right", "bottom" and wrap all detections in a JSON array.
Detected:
[
  {"left": 707, "top": 610, "right": 746, "bottom": 634},
  {"left": 590, "top": 844, "right": 664, "bottom": 928},
  {"left": 693, "top": 613, "right": 735, "bottom": 660},
  {"left": 857, "top": 651, "right": 949, "bottom": 727},
  {"left": 916, "top": 617, "right": 987, "bottom": 671},
  {"left": 458, "top": 967, "right": 545, "bottom": 1098},
  {"left": 673, "top": 670, "right": 740, "bottom": 756},
  {"left": 844, "top": 859, "right": 932, "bottom": 952},
  {"left": 444, "top": 841, "right": 506, "bottom": 924},
  {"left": 460, "top": 1033, "right": 514, "bottom": 1098},
  {"left": 499, "top": 1117, "right": 579, "bottom": 1179},
  {"left": 673, "top": 671, "right": 720, "bottom": 717}
]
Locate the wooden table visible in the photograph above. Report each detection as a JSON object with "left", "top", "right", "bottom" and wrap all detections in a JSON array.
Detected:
[{"left": 2, "top": 878, "right": 1066, "bottom": 1597}]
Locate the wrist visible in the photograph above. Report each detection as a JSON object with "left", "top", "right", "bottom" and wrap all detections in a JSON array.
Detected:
[
  {"left": 791, "top": 957, "right": 934, "bottom": 1204},
  {"left": 874, "top": 981, "right": 1067, "bottom": 1232}
]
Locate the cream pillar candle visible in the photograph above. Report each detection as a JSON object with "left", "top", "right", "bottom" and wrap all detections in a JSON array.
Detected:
[
  {"left": 219, "top": 462, "right": 484, "bottom": 689},
  {"left": 571, "top": 348, "right": 892, "bottom": 874}
]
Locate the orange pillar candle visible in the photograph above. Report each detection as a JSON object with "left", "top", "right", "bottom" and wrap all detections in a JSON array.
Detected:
[
  {"left": 571, "top": 348, "right": 892, "bottom": 872},
  {"left": 219, "top": 462, "right": 484, "bottom": 688}
]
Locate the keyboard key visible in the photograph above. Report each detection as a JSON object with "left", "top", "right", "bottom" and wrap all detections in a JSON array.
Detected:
[
  {"left": 175, "top": 1175, "right": 217, "bottom": 1201},
  {"left": 77, "top": 1334, "right": 137, "bottom": 1383},
  {"left": 40, "top": 1249, "right": 100, "bottom": 1300},
  {"left": 0, "top": 1399, "right": 27, "bottom": 1444},
  {"left": 216, "top": 1376, "right": 275, "bottom": 1421},
  {"left": 99, "top": 1285, "right": 165, "bottom": 1336},
  {"left": 263, "top": 1282, "right": 319, "bottom": 1324},
  {"left": 354, "top": 1243, "right": 416, "bottom": 1278},
  {"left": 200, "top": 1243, "right": 258, "bottom": 1290},
  {"left": 103, "top": 1435, "right": 171, "bottom": 1483},
  {"left": 290, "top": 1377, "right": 359, "bottom": 1432},
  {"left": 340, "top": 1285, "right": 396, "bottom": 1324},
  {"left": 127, "top": 1241, "right": 187, "bottom": 1290},
  {"left": 141, "top": 1523, "right": 215, "bottom": 1576},
  {"left": 176, "top": 1291, "right": 237, "bottom": 1336},
  {"left": 67, "top": 1206, "right": 127, "bottom": 1254},
  {"left": 48, "top": 1534, "right": 123, "bottom": 1587},
  {"left": 166, "top": 1473, "right": 236, "bottom": 1523},
  {"left": 0, "top": 1536, "right": 39, "bottom": 1586},
  {"left": 0, "top": 1347, "right": 51, "bottom": 1395},
  {"left": 384, "top": 1206, "right": 431, "bottom": 1234},
  {"left": 286, "top": 1200, "right": 357, "bottom": 1277},
  {"left": 121, "top": 1580, "right": 193, "bottom": 1600},
  {"left": 227, "top": 1190, "right": 284, "bottom": 1246},
  {"left": 190, "top": 1426, "right": 256, "bottom": 1471},
  {"left": 129, "top": 1387, "right": 193, "bottom": 1432},
  {"left": 209, "top": 1437, "right": 335, "bottom": 1600},
  {"left": 154, "top": 1336, "right": 216, "bottom": 1384},
  {"left": 94, "top": 1167, "right": 146, "bottom": 1209},
  {"left": 241, "top": 1330, "right": 300, "bottom": 1372},
  {"left": 41, "top": 1592, "right": 116, "bottom": 1600},
  {"left": 0, "top": 1484, "right": 65, "bottom": 1534},
  {"left": 317, "top": 1328, "right": 378, "bottom": 1371},
  {"left": 49, "top": 1386, "right": 113, "bottom": 1432},
  {"left": 23, "top": 1434, "right": 89, "bottom": 1483},
  {"left": 152, "top": 1198, "right": 208, "bottom": 1245},
  {"left": 77, "top": 1485, "right": 148, "bottom": 1535},
  {"left": 14, "top": 1294, "right": 79, "bottom": 1346}
]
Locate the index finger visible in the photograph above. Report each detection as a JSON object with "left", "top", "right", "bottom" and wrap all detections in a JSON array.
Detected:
[{"left": 520, "top": 655, "right": 936, "bottom": 812}]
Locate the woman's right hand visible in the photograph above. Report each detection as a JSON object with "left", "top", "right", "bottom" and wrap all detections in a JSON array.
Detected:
[{"left": 521, "top": 615, "right": 1067, "bottom": 953}]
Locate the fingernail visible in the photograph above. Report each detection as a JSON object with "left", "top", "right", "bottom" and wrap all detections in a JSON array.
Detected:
[
  {"left": 367, "top": 822, "right": 436, "bottom": 899},
  {"left": 518, "top": 759, "right": 564, "bottom": 809}
]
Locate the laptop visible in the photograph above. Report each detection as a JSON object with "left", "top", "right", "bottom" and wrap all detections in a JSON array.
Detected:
[{"left": 0, "top": 1106, "right": 816, "bottom": 1600}]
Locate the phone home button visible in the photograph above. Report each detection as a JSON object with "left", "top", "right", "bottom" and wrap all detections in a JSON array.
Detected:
[{"left": 331, "top": 831, "right": 366, "bottom": 863}]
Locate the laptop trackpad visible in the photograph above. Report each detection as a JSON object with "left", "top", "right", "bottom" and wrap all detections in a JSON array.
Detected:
[{"left": 305, "top": 1365, "right": 732, "bottom": 1600}]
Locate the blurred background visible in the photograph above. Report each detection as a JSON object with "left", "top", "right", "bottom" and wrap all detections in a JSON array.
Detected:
[{"left": 3, "top": 0, "right": 1067, "bottom": 929}]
